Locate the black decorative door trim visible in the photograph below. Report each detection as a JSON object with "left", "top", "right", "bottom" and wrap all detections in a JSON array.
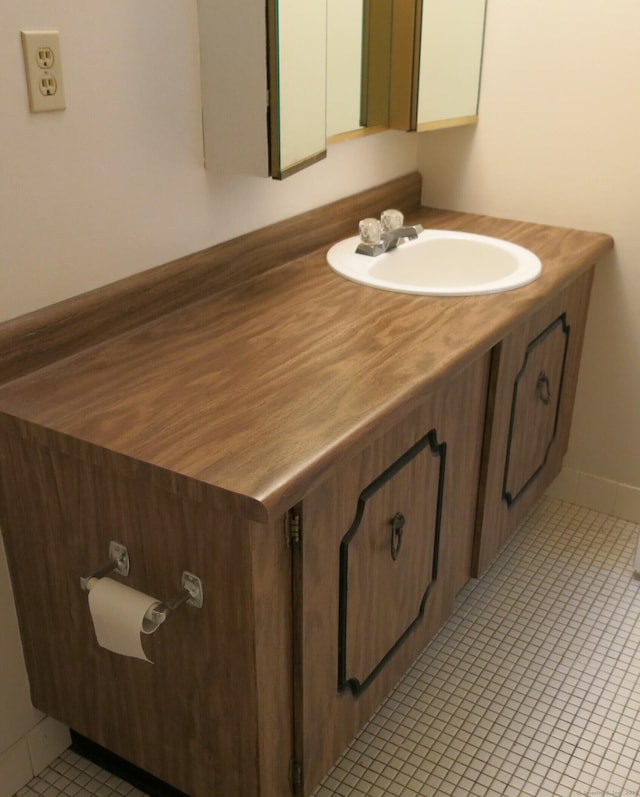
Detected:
[
  {"left": 502, "top": 313, "right": 570, "bottom": 506},
  {"left": 337, "top": 429, "right": 446, "bottom": 696}
]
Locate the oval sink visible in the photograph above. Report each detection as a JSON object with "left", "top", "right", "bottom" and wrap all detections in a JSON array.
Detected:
[{"left": 326, "top": 229, "right": 542, "bottom": 296}]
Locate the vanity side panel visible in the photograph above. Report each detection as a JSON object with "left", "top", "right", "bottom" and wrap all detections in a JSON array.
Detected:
[
  {"left": 297, "top": 354, "right": 490, "bottom": 795},
  {"left": 473, "top": 268, "right": 594, "bottom": 576},
  {"left": 0, "top": 431, "right": 262, "bottom": 797}
]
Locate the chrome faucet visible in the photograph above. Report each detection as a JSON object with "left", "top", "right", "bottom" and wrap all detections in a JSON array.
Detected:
[{"left": 356, "top": 209, "right": 424, "bottom": 257}]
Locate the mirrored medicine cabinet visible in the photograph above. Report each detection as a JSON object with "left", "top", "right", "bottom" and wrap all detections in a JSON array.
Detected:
[{"left": 196, "top": 0, "right": 487, "bottom": 180}]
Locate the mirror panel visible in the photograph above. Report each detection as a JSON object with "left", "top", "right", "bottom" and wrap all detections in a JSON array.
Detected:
[
  {"left": 327, "top": 0, "right": 364, "bottom": 138},
  {"left": 270, "top": 0, "right": 327, "bottom": 177},
  {"left": 417, "top": 0, "right": 487, "bottom": 126}
]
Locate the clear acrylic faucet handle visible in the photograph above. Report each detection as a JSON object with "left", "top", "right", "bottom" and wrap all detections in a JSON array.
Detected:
[
  {"left": 381, "top": 209, "right": 404, "bottom": 233},
  {"left": 359, "top": 217, "right": 382, "bottom": 245}
]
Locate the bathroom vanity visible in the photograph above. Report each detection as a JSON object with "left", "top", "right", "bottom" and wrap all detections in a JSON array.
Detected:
[{"left": 0, "top": 174, "right": 612, "bottom": 796}]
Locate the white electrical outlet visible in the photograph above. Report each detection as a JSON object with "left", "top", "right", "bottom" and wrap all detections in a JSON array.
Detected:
[{"left": 21, "top": 30, "right": 66, "bottom": 113}]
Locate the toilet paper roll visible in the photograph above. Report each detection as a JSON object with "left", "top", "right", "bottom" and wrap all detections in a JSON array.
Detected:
[{"left": 87, "top": 577, "right": 164, "bottom": 662}]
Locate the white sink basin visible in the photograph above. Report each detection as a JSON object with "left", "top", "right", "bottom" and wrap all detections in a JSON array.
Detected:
[{"left": 326, "top": 229, "right": 542, "bottom": 296}]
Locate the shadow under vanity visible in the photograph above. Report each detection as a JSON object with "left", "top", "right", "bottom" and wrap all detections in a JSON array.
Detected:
[{"left": 0, "top": 174, "right": 612, "bottom": 797}]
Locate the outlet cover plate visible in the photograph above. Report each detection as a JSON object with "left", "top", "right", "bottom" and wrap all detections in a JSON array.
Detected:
[{"left": 21, "top": 30, "right": 66, "bottom": 113}]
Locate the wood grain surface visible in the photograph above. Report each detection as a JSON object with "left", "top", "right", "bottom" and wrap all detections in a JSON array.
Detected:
[
  {"left": 0, "top": 173, "right": 421, "bottom": 387},
  {"left": 297, "top": 354, "right": 489, "bottom": 794},
  {"left": 0, "top": 174, "right": 614, "bottom": 797},
  {"left": 0, "top": 174, "right": 613, "bottom": 525},
  {"left": 473, "top": 269, "right": 595, "bottom": 575},
  {"left": 341, "top": 430, "right": 442, "bottom": 691},
  {"left": 0, "top": 429, "right": 272, "bottom": 797}
]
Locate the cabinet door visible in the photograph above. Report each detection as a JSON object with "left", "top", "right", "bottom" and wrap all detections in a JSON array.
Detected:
[
  {"left": 293, "top": 354, "right": 489, "bottom": 796},
  {"left": 338, "top": 429, "right": 446, "bottom": 695},
  {"left": 503, "top": 316, "right": 569, "bottom": 505},
  {"left": 473, "top": 269, "right": 595, "bottom": 576}
]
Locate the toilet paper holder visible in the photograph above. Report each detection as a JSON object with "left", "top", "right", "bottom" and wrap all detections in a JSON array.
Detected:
[
  {"left": 80, "top": 541, "right": 130, "bottom": 590},
  {"left": 80, "top": 541, "right": 204, "bottom": 624}
]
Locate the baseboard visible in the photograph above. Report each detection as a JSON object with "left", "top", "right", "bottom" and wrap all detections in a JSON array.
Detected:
[
  {"left": 546, "top": 467, "right": 640, "bottom": 523},
  {"left": 0, "top": 740, "right": 32, "bottom": 797},
  {"left": 26, "top": 716, "right": 71, "bottom": 776},
  {"left": 0, "top": 717, "right": 70, "bottom": 797}
]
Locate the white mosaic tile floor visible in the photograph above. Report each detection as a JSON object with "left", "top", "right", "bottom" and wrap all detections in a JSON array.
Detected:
[
  {"left": 15, "top": 497, "right": 640, "bottom": 797},
  {"left": 13, "top": 749, "right": 147, "bottom": 797}
]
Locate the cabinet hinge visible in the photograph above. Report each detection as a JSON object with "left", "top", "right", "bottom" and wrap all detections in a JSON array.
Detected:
[
  {"left": 285, "top": 508, "right": 302, "bottom": 547},
  {"left": 289, "top": 758, "right": 303, "bottom": 795}
]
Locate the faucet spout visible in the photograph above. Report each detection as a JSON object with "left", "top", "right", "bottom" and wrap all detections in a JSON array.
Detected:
[
  {"left": 356, "top": 224, "right": 424, "bottom": 257},
  {"left": 383, "top": 225, "right": 423, "bottom": 250}
]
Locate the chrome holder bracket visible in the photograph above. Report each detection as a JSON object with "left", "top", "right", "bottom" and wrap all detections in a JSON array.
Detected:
[
  {"left": 80, "top": 541, "right": 130, "bottom": 591},
  {"left": 147, "top": 571, "right": 204, "bottom": 625}
]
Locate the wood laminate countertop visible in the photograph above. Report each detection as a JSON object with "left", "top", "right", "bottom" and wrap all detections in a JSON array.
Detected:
[{"left": 0, "top": 175, "right": 613, "bottom": 523}]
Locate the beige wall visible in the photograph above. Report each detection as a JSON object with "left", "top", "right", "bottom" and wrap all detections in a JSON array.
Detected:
[
  {"left": 418, "top": 0, "right": 640, "bottom": 496},
  {"left": 0, "top": 0, "right": 417, "bottom": 785},
  {"left": 1, "top": 3, "right": 417, "bottom": 322}
]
